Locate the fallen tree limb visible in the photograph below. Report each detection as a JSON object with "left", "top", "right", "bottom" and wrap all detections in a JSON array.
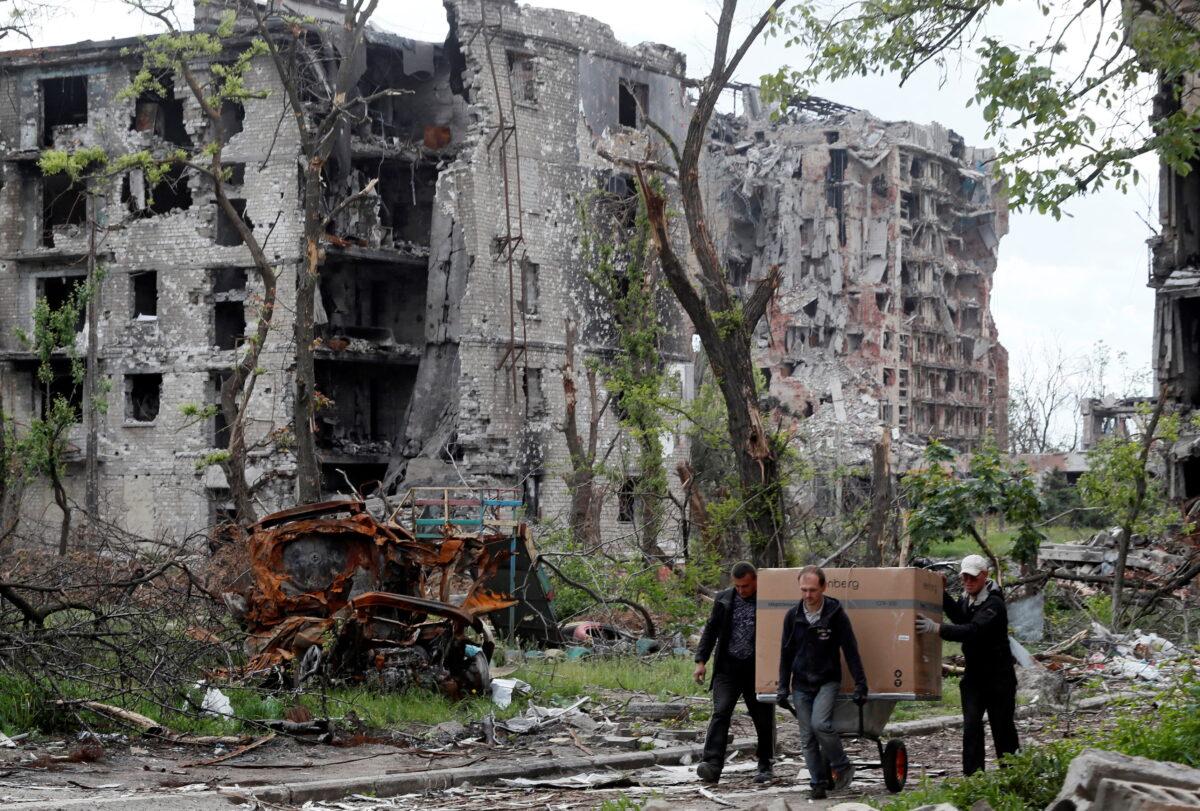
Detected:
[
  {"left": 61, "top": 700, "right": 166, "bottom": 735},
  {"left": 181, "top": 734, "right": 275, "bottom": 768},
  {"left": 536, "top": 555, "right": 656, "bottom": 639}
]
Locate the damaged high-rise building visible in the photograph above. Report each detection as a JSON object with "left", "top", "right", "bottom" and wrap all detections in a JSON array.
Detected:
[
  {"left": 0, "top": 0, "right": 1009, "bottom": 544},
  {"left": 707, "top": 101, "right": 1009, "bottom": 468}
]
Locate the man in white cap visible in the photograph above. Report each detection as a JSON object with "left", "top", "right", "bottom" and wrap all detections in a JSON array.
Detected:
[{"left": 914, "top": 554, "right": 1018, "bottom": 775}]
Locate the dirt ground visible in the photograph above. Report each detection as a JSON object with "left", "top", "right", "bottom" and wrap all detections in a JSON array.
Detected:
[{"left": 0, "top": 696, "right": 1106, "bottom": 810}]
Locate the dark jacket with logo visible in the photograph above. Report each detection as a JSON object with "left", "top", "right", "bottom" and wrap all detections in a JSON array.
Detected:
[
  {"left": 778, "top": 596, "right": 867, "bottom": 694},
  {"left": 940, "top": 581, "right": 1015, "bottom": 685},
  {"left": 695, "top": 587, "right": 752, "bottom": 677}
]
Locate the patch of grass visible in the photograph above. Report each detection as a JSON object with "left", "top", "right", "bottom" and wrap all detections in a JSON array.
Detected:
[
  {"left": 926, "top": 524, "right": 1082, "bottom": 560},
  {"left": 889, "top": 676, "right": 961, "bottom": 722},
  {"left": 877, "top": 671, "right": 1200, "bottom": 810},
  {"left": 511, "top": 655, "right": 703, "bottom": 701}
]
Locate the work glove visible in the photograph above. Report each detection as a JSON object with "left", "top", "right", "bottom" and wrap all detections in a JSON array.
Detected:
[
  {"left": 852, "top": 685, "right": 868, "bottom": 706},
  {"left": 914, "top": 615, "right": 939, "bottom": 635}
]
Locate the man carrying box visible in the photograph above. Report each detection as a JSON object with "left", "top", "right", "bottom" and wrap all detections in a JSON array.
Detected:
[
  {"left": 777, "top": 565, "right": 868, "bottom": 800},
  {"left": 914, "top": 553, "right": 1019, "bottom": 775},
  {"left": 693, "top": 561, "right": 775, "bottom": 786}
]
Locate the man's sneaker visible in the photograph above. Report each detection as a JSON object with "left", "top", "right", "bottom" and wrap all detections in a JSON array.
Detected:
[
  {"left": 753, "top": 767, "right": 774, "bottom": 784},
  {"left": 831, "top": 763, "right": 856, "bottom": 790},
  {"left": 810, "top": 783, "right": 828, "bottom": 799},
  {"left": 696, "top": 761, "right": 720, "bottom": 785}
]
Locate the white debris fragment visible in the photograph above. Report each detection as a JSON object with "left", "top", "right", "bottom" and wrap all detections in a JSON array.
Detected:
[{"left": 489, "top": 677, "right": 532, "bottom": 709}]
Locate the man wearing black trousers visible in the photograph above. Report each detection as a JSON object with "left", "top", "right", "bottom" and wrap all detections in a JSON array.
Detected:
[
  {"left": 915, "top": 554, "right": 1019, "bottom": 775},
  {"left": 693, "top": 561, "right": 774, "bottom": 785}
]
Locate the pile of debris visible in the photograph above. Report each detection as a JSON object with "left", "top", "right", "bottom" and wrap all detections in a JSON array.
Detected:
[{"left": 1037, "top": 527, "right": 1187, "bottom": 582}]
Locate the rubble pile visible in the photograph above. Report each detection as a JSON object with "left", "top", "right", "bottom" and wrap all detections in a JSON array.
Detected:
[{"left": 1037, "top": 527, "right": 1187, "bottom": 582}]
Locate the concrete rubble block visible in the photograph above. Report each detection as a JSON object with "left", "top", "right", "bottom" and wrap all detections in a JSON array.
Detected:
[
  {"left": 908, "top": 805, "right": 961, "bottom": 811},
  {"left": 829, "top": 803, "right": 880, "bottom": 811},
  {"left": 1092, "top": 778, "right": 1200, "bottom": 810},
  {"left": 1049, "top": 749, "right": 1200, "bottom": 811}
]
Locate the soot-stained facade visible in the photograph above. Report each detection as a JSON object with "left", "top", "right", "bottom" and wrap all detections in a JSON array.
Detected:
[{"left": 0, "top": 0, "right": 1008, "bottom": 544}]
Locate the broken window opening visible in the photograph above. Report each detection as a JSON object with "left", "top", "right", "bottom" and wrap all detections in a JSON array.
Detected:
[
  {"left": 125, "top": 164, "right": 193, "bottom": 217},
  {"left": 824, "top": 131, "right": 840, "bottom": 144},
  {"left": 507, "top": 51, "right": 537, "bottom": 104},
  {"left": 214, "top": 302, "right": 245, "bottom": 350},
  {"left": 520, "top": 257, "right": 539, "bottom": 316},
  {"left": 125, "top": 373, "right": 162, "bottom": 422},
  {"left": 1178, "top": 296, "right": 1200, "bottom": 407},
  {"left": 218, "top": 100, "right": 245, "bottom": 142},
  {"left": 41, "top": 75, "right": 88, "bottom": 146},
  {"left": 314, "top": 360, "right": 415, "bottom": 456},
  {"left": 211, "top": 372, "right": 231, "bottom": 450},
  {"left": 617, "top": 477, "right": 639, "bottom": 523},
  {"left": 880, "top": 402, "right": 894, "bottom": 423},
  {"left": 131, "top": 271, "right": 157, "bottom": 319},
  {"left": 319, "top": 259, "right": 427, "bottom": 346},
  {"left": 215, "top": 199, "right": 252, "bottom": 246},
  {"left": 131, "top": 72, "right": 190, "bottom": 146},
  {"left": 523, "top": 367, "right": 546, "bottom": 415},
  {"left": 883, "top": 331, "right": 894, "bottom": 350},
  {"left": 42, "top": 171, "right": 87, "bottom": 247},
  {"left": 37, "top": 360, "right": 84, "bottom": 422},
  {"left": 618, "top": 80, "right": 648, "bottom": 129},
  {"left": 356, "top": 159, "right": 438, "bottom": 250},
  {"left": 802, "top": 298, "right": 819, "bottom": 318},
  {"left": 899, "top": 191, "right": 914, "bottom": 221},
  {"left": 321, "top": 462, "right": 389, "bottom": 495},
  {"left": 847, "top": 332, "right": 863, "bottom": 351},
  {"left": 523, "top": 472, "right": 543, "bottom": 521},
  {"left": 212, "top": 267, "right": 248, "bottom": 296},
  {"left": 825, "top": 149, "right": 848, "bottom": 246},
  {"left": 38, "top": 275, "right": 86, "bottom": 334},
  {"left": 224, "top": 163, "right": 246, "bottom": 186},
  {"left": 876, "top": 292, "right": 891, "bottom": 313},
  {"left": 728, "top": 256, "right": 751, "bottom": 288}
]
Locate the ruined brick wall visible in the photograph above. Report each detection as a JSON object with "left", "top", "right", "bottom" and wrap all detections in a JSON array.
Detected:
[{"left": 0, "top": 41, "right": 302, "bottom": 539}]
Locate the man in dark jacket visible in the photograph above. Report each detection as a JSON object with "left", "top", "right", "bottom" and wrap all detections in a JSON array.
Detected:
[
  {"left": 693, "top": 561, "right": 774, "bottom": 785},
  {"left": 915, "top": 554, "right": 1018, "bottom": 775},
  {"left": 777, "top": 565, "right": 868, "bottom": 799}
]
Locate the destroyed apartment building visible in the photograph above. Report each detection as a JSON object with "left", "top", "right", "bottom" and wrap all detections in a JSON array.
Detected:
[
  {"left": 706, "top": 99, "right": 1009, "bottom": 472},
  {"left": 1151, "top": 63, "right": 1200, "bottom": 501},
  {"left": 0, "top": 0, "right": 1010, "bottom": 544}
]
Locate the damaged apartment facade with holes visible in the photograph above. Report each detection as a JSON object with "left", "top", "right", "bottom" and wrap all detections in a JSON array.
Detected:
[
  {"left": 0, "top": 0, "right": 696, "bottom": 543},
  {"left": 0, "top": 0, "right": 1009, "bottom": 544},
  {"left": 1151, "top": 62, "right": 1200, "bottom": 501},
  {"left": 706, "top": 101, "right": 1009, "bottom": 473}
]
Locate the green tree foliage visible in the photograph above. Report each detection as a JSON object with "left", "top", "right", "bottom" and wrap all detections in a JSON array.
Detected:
[
  {"left": 1078, "top": 406, "right": 1182, "bottom": 539},
  {"left": 578, "top": 184, "right": 674, "bottom": 557},
  {"left": 10, "top": 278, "right": 94, "bottom": 554},
  {"left": 903, "top": 439, "right": 1043, "bottom": 566},
  {"left": 762, "top": 0, "right": 1200, "bottom": 216}
]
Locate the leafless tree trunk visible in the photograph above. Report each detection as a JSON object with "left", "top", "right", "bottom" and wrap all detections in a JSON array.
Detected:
[
  {"left": 1008, "top": 339, "right": 1079, "bottom": 453},
  {"left": 634, "top": 0, "right": 786, "bottom": 566},
  {"left": 864, "top": 426, "right": 891, "bottom": 565},
  {"left": 560, "top": 320, "right": 606, "bottom": 547}
]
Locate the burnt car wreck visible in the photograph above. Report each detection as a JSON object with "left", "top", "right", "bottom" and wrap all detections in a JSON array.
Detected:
[{"left": 225, "top": 490, "right": 544, "bottom": 698}]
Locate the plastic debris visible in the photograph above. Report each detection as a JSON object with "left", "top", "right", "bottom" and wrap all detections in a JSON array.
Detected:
[{"left": 489, "top": 677, "right": 532, "bottom": 709}]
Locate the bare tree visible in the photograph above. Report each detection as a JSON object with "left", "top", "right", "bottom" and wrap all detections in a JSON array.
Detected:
[
  {"left": 633, "top": 0, "right": 786, "bottom": 565},
  {"left": 1008, "top": 339, "right": 1080, "bottom": 454},
  {"left": 559, "top": 319, "right": 612, "bottom": 548}
]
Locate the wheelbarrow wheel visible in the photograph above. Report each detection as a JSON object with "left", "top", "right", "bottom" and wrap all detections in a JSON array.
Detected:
[{"left": 883, "top": 738, "right": 908, "bottom": 792}]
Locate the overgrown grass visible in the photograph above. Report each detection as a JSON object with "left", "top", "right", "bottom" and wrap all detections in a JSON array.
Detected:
[
  {"left": 0, "top": 655, "right": 701, "bottom": 737},
  {"left": 511, "top": 654, "right": 703, "bottom": 702},
  {"left": 890, "top": 676, "right": 961, "bottom": 722},
  {"left": 926, "top": 524, "right": 1083, "bottom": 560},
  {"left": 878, "top": 670, "right": 1200, "bottom": 810}
]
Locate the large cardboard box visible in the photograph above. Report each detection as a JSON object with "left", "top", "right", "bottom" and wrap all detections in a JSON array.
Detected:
[{"left": 756, "top": 567, "right": 943, "bottom": 700}]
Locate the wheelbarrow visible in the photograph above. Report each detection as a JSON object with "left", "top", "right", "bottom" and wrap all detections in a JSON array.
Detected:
[{"left": 772, "top": 695, "right": 909, "bottom": 793}]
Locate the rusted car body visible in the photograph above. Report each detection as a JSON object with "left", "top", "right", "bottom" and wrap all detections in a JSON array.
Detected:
[{"left": 229, "top": 494, "right": 528, "bottom": 698}]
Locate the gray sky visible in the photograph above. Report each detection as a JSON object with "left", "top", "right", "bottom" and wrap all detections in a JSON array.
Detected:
[{"left": 37, "top": 0, "right": 1157, "bottom": 398}]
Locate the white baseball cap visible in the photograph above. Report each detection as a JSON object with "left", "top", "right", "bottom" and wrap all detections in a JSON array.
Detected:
[{"left": 960, "top": 554, "right": 989, "bottom": 577}]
